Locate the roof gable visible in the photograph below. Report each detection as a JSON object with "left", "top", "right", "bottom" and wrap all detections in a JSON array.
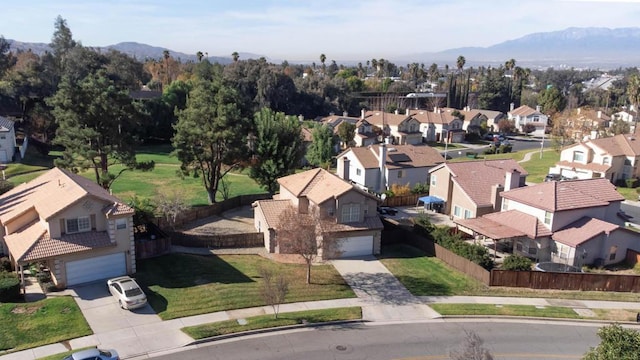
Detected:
[
  {"left": 278, "top": 168, "right": 377, "bottom": 205},
  {"left": 552, "top": 217, "right": 619, "bottom": 247}
]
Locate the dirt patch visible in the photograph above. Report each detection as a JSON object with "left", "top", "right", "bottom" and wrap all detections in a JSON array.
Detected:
[
  {"left": 181, "top": 205, "right": 255, "bottom": 235},
  {"left": 597, "top": 308, "right": 637, "bottom": 321},
  {"left": 11, "top": 305, "right": 41, "bottom": 315}
]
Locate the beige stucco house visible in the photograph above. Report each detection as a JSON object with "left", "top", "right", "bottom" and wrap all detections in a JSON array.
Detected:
[
  {"left": 0, "top": 167, "right": 136, "bottom": 288},
  {"left": 253, "top": 168, "right": 383, "bottom": 259},
  {"left": 427, "top": 159, "right": 528, "bottom": 219}
]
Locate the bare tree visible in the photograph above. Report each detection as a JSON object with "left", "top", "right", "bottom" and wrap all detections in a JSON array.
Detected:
[
  {"left": 449, "top": 331, "right": 494, "bottom": 360},
  {"left": 276, "top": 205, "right": 341, "bottom": 284},
  {"left": 155, "top": 189, "right": 190, "bottom": 230},
  {"left": 258, "top": 267, "right": 289, "bottom": 319}
]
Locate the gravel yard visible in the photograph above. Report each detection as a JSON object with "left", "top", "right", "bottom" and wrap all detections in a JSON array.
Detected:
[{"left": 180, "top": 205, "right": 256, "bottom": 235}]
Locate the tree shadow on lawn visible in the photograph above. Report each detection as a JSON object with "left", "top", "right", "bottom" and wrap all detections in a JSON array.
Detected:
[{"left": 135, "top": 253, "right": 254, "bottom": 289}]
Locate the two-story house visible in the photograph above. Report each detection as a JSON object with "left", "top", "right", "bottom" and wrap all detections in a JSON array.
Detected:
[
  {"left": 612, "top": 107, "right": 638, "bottom": 133},
  {"left": 353, "top": 119, "right": 379, "bottom": 147},
  {"left": 364, "top": 110, "right": 423, "bottom": 145},
  {"left": 455, "top": 178, "right": 636, "bottom": 267},
  {"left": 336, "top": 144, "right": 444, "bottom": 193},
  {"left": 562, "top": 107, "right": 610, "bottom": 141},
  {"left": 253, "top": 168, "right": 383, "bottom": 258},
  {"left": 0, "top": 116, "right": 18, "bottom": 163},
  {"left": 428, "top": 159, "right": 528, "bottom": 218},
  {"left": 411, "top": 109, "right": 464, "bottom": 143},
  {"left": 549, "top": 134, "right": 640, "bottom": 183},
  {"left": 0, "top": 167, "right": 136, "bottom": 288},
  {"left": 507, "top": 105, "right": 549, "bottom": 136}
]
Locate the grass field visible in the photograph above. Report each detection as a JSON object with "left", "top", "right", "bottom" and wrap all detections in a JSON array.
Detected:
[
  {"left": 430, "top": 303, "right": 581, "bottom": 319},
  {"left": 0, "top": 297, "right": 92, "bottom": 352},
  {"left": 135, "top": 253, "right": 355, "bottom": 320}
]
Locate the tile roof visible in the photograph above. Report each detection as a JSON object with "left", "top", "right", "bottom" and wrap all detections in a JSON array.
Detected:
[
  {"left": 340, "top": 144, "right": 444, "bottom": 170},
  {"left": 554, "top": 160, "right": 611, "bottom": 173},
  {"left": 409, "top": 110, "right": 457, "bottom": 125},
  {"left": 278, "top": 168, "right": 376, "bottom": 205},
  {"left": 4, "top": 221, "right": 114, "bottom": 262},
  {"left": 501, "top": 178, "right": 623, "bottom": 212},
  {"left": 509, "top": 105, "right": 542, "bottom": 117},
  {"left": 484, "top": 210, "right": 552, "bottom": 238},
  {"left": 364, "top": 111, "right": 411, "bottom": 126},
  {"left": 103, "top": 203, "right": 135, "bottom": 217},
  {"left": 455, "top": 217, "right": 526, "bottom": 239},
  {"left": 0, "top": 167, "right": 133, "bottom": 224},
  {"left": 589, "top": 134, "right": 640, "bottom": 157},
  {"left": 0, "top": 116, "right": 15, "bottom": 132},
  {"left": 255, "top": 199, "right": 293, "bottom": 230},
  {"left": 552, "top": 217, "right": 619, "bottom": 247},
  {"left": 432, "top": 159, "right": 528, "bottom": 207}
]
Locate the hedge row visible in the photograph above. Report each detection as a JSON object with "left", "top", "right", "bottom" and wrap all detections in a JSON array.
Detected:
[{"left": 0, "top": 271, "right": 20, "bottom": 302}]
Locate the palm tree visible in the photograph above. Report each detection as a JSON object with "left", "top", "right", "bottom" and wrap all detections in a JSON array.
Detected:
[
  {"left": 319, "top": 53, "right": 326, "bottom": 73},
  {"left": 163, "top": 50, "right": 171, "bottom": 86},
  {"left": 232, "top": 51, "right": 239, "bottom": 62},
  {"left": 196, "top": 51, "right": 204, "bottom": 62},
  {"left": 371, "top": 59, "right": 378, "bottom": 77},
  {"left": 456, "top": 55, "right": 466, "bottom": 73},
  {"left": 628, "top": 74, "right": 640, "bottom": 132},
  {"left": 505, "top": 58, "right": 516, "bottom": 72}
]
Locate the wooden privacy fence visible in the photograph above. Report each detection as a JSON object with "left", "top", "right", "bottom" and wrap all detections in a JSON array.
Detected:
[
  {"left": 491, "top": 270, "right": 640, "bottom": 292},
  {"left": 171, "top": 232, "right": 264, "bottom": 249},
  {"left": 382, "top": 193, "right": 427, "bottom": 207},
  {"left": 433, "top": 243, "right": 491, "bottom": 285},
  {"left": 135, "top": 237, "right": 171, "bottom": 259}
]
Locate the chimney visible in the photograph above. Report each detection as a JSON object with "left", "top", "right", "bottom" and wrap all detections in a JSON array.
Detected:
[
  {"left": 406, "top": 108, "right": 410, "bottom": 116},
  {"left": 504, "top": 169, "right": 521, "bottom": 191},
  {"left": 337, "top": 156, "right": 350, "bottom": 180},
  {"left": 343, "top": 111, "right": 348, "bottom": 117},
  {"left": 491, "top": 184, "right": 504, "bottom": 211},
  {"left": 394, "top": 109, "right": 399, "bottom": 115},
  {"left": 361, "top": 108, "right": 365, "bottom": 119},
  {"left": 536, "top": 105, "right": 541, "bottom": 112},
  {"left": 577, "top": 108, "right": 581, "bottom": 115},
  {"left": 597, "top": 110, "right": 602, "bottom": 119},
  {"left": 434, "top": 106, "right": 438, "bottom": 113},
  {"left": 379, "top": 144, "right": 387, "bottom": 193},
  {"left": 510, "top": 103, "right": 515, "bottom": 112}
]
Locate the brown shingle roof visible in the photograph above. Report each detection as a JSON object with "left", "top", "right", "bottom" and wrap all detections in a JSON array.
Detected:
[
  {"left": 501, "top": 178, "right": 623, "bottom": 212},
  {"left": 0, "top": 167, "right": 132, "bottom": 224},
  {"left": 433, "top": 159, "right": 528, "bottom": 207},
  {"left": 364, "top": 111, "right": 411, "bottom": 126},
  {"left": 552, "top": 217, "right": 619, "bottom": 247},
  {"left": 322, "top": 215, "right": 384, "bottom": 233},
  {"left": 255, "top": 199, "right": 292, "bottom": 230},
  {"left": 484, "top": 210, "right": 552, "bottom": 238},
  {"left": 589, "top": 134, "right": 640, "bottom": 157},
  {"left": 510, "top": 105, "right": 541, "bottom": 117},
  {"left": 455, "top": 217, "right": 526, "bottom": 239},
  {"left": 278, "top": 168, "right": 377, "bottom": 205},
  {"left": 555, "top": 160, "right": 611, "bottom": 173},
  {"left": 340, "top": 144, "right": 444, "bottom": 170},
  {"left": 410, "top": 110, "right": 457, "bottom": 125}
]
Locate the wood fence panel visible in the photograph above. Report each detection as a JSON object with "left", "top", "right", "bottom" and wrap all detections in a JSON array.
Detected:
[
  {"left": 135, "top": 237, "right": 171, "bottom": 259},
  {"left": 170, "top": 232, "right": 264, "bottom": 248},
  {"left": 492, "top": 270, "right": 640, "bottom": 292},
  {"left": 382, "top": 194, "right": 427, "bottom": 207}
]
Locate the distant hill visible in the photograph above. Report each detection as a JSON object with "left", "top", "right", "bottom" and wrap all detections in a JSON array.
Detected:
[
  {"left": 6, "top": 40, "right": 265, "bottom": 64},
  {"left": 7, "top": 27, "right": 640, "bottom": 69},
  {"left": 400, "top": 27, "right": 640, "bottom": 69}
]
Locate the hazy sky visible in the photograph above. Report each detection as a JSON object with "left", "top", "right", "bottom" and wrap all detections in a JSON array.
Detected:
[{"left": 3, "top": 0, "right": 640, "bottom": 61}]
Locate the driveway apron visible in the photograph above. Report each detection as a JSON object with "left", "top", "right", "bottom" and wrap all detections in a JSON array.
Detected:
[
  {"left": 66, "top": 282, "right": 192, "bottom": 358},
  {"left": 331, "top": 256, "right": 441, "bottom": 321}
]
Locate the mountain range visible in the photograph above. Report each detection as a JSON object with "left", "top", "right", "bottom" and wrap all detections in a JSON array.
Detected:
[{"left": 7, "top": 27, "right": 640, "bottom": 69}]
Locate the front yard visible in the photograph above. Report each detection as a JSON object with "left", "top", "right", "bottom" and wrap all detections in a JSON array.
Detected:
[
  {"left": 0, "top": 296, "right": 91, "bottom": 353},
  {"left": 135, "top": 253, "right": 355, "bottom": 320}
]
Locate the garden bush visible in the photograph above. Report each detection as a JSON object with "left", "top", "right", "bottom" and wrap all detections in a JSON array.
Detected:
[
  {"left": 625, "top": 178, "right": 638, "bottom": 188},
  {"left": 411, "top": 182, "right": 429, "bottom": 194},
  {"left": 0, "top": 256, "right": 11, "bottom": 272},
  {"left": 0, "top": 271, "right": 21, "bottom": 302},
  {"left": 431, "top": 227, "right": 494, "bottom": 270},
  {"left": 501, "top": 254, "right": 533, "bottom": 271}
]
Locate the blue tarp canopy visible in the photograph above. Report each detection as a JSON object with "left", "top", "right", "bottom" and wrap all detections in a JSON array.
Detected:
[{"left": 418, "top": 195, "right": 444, "bottom": 205}]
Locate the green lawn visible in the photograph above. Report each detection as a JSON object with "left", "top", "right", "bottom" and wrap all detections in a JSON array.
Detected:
[
  {"left": 135, "top": 254, "right": 355, "bottom": 320},
  {"left": 0, "top": 297, "right": 92, "bottom": 352},
  {"left": 182, "top": 307, "right": 362, "bottom": 339},
  {"left": 377, "top": 243, "right": 485, "bottom": 295},
  {"left": 430, "top": 303, "right": 581, "bottom": 319},
  {"left": 519, "top": 150, "right": 561, "bottom": 183}
]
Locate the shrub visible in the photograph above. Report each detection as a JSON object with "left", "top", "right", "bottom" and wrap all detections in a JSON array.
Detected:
[
  {"left": 431, "top": 227, "right": 494, "bottom": 270},
  {"left": 501, "top": 254, "right": 533, "bottom": 271},
  {"left": 498, "top": 144, "right": 512, "bottom": 153},
  {"left": 484, "top": 147, "right": 496, "bottom": 155},
  {"left": 413, "top": 213, "right": 435, "bottom": 238},
  {"left": 411, "top": 182, "right": 429, "bottom": 194},
  {"left": 0, "top": 180, "right": 14, "bottom": 196},
  {"left": 390, "top": 183, "right": 411, "bottom": 196},
  {"left": 0, "top": 256, "right": 11, "bottom": 272},
  {"left": 633, "top": 262, "right": 640, "bottom": 275},
  {"left": 0, "top": 271, "right": 21, "bottom": 302},
  {"left": 625, "top": 178, "right": 638, "bottom": 188}
]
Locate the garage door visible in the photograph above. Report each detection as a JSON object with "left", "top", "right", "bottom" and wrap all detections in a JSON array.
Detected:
[
  {"left": 66, "top": 252, "right": 126, "bottom": 286},
  {"left": 337, "top": 235, "right": 373, "bottom": 258},
  {"left": 0, "top": 150, "right": 7, "bottom": 163}
]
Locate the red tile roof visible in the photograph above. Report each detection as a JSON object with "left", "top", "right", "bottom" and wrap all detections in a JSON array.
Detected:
[
  {"left": 501, "top": 178, "right": 623, "bottom": 212},
  {"left": 552, "top": 217, "right": 619, "bottom": 247}
]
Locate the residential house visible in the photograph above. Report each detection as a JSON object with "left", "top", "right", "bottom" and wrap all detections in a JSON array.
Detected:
[
  {"left": 507, "top": 105, "right": 549, "bottom": 136},
  {"left": 477, "top": 109, "right": 507, "bottom": 133},
  {"left": 442, "top": 107, "right": 488, "bottom": 135},
  {"left": 612, "top": 107, "right": 638, "bottom": 133},
  {"left": 549, "top": 134, "right": 640, "bottom": 183},
  {"left": 411, "top": 109, "right": 464, "bottom": 143},
  {"left": 320, "top": 112, "right": 362, "bottom": 150},
  {"left": 336, "top": 144, "right": 445, "bottom": 193},
  {"left": 364, "top": 110, "right": 423, "bottom": 145},
  {"left": 253, "top": 168, "right": 383, "bottom": 258},
  {"left": 0, "top": 116, "right": 17, "bottom": 163},
  {"left": 0, "top": 167, "right": 136, "bottom": 288},
  {"left": 455, "top": 178, "right": 636, "bottom": 267},
  {"left": 562, "top": 107, "right": 611, "bottom": 141},
  {"left": 353, "top": 119, "right": 379, "bottom": 147},
  {"left": 428, "top": 159, "right": 528, "bottom": 218}
]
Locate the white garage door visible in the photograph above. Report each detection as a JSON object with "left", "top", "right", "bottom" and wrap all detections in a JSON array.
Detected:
[
  {"left": 66, "top": 252, "right": 126, "bottom": 286},
  {"left": 337, "top": 235, "right": 374, "bottom": 258}
]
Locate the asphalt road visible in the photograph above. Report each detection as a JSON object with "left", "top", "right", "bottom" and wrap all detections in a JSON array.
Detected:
[
  {"left": 445, "top": 137, "right": 550, "bottom": 159},
  {"left": 156, "top": 321, "right": 604, "bottom": 360},
  {"left": 622, "top": 201, "right": 640, "bottom": 222}
]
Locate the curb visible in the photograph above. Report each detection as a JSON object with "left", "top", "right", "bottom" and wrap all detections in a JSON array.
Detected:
[
  {"left": 438, "top": 315, "right": 640, "bottom": 326},
  {"left": 186, "top": 319, "right": 368, "bottom": 346}
]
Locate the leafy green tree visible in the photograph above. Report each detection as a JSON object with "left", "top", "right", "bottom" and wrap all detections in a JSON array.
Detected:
[
  {"left": 249, "top": 107, "right": 305, "bottom": 195},
  {"left": 0, "top": 36, "right": 16, "bottom": 77},
  {"left": 584, "top": 324, "right": 640, "bottom": 360},
  {"left": 610, "top": 119, "right": 630, "bottom": 135},
  {"left": 627, "top": 74, "right": 640, "bottom": 131},
  {"left": 172, "top": 77, "right": 250, "bottom": 204},
  {"left": 537, "top": 86, "right": 567, "bottom": 117},
  {"left": 478, "top": 68, "right": 510, "bottom": 112},
  {"left": 48, "top": 68, "right": 152, "bottom": 188},
  {"left": 501, "top": 254, "right": 532, "bottom": 271},
  {"left": 337, "top": 122, "right": 356, "bottom": 149},
  {"left": 306, "top": 125, "right": 334, "bottom": 168}
]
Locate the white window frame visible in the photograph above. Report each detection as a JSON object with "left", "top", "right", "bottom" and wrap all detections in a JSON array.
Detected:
[
  {"left": 463, "top": 209, "right": 472, "bottom": 219},
  {"left": 430, "top": 175, "right": 437, "bottom": 186},
  {"left": 502, "top": 199, "right": 509, "bottom": 211},
  {"left": 453, "top": 205, "right": 462, "bottom": 218},
  {"left": 572, "top": 151, "right": 584, "bottom": 162},
  {"left": 397, "top": 170, "right": 403, "bottom": 179},
  {"left": 544, "top": 211, "right": 552, "bottom": 225},
  {"left": 603, "top": 157, "right": 610, "bottom": 165},
  {"left": 66, "top": 216, "right": 91, "bottom": 234},
  {"left": 116, "top": 218, "right": 127, "bottom": 230},
  {"left": 356, "top": 168, "right": 362, "bottom": 176},
  {"left": 341, "top": 204, "right": 360, "bottom": 223}
]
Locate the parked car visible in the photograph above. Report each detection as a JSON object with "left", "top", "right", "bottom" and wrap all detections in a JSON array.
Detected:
[
  {"left": 544, "top": 173, "right": 562, "bottom": 182},
  {"left": 63, "top": 348, "right": 119, "bottom": 360},
  {"left": 377, "top": 206, "right": 398, "bottom": 216},
  {"left": 107, "top": 276, "right": 147, "bottom": 310}
]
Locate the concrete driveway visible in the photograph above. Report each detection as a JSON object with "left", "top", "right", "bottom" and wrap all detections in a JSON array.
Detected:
[{"left": 65, "top": 282, "right": 192, "bottom": 358}]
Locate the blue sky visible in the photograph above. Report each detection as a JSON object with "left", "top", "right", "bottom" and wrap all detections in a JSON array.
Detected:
[{"left": 3, "top": 0, "right": 640, "bottom": 61}]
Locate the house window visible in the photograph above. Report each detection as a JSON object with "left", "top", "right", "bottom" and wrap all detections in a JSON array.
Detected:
[
  {"left": 410, "top": 123, "right": 417, "bottom": 132},
  {"left": 430, "top": 175, "right": 437, "bottom": 186},
  {"left": 0, "top": 135, "right": 5, "bottom": 140},
  {"left": 66, "top": 216, "right": 91, "bottom": 234},
  {"left": 397, "top": 170, "right": 403, "bottom": 179},
  {"left": 463, "top": 209, "right": 472, "bottom": 219},
  {"left": 572, "top": 151, "right": 584, "bottom": 162},
  {"left": 341, "top": 204, "right": 360, "bottom": 223},
  {"left": 116, "top": 218, "right": 127, "bottom": 230},
  {"left": 356, "top": 168, "right": 362, "bottom": 176},
  {"left": 603, "top": 157, "right": 610, "bottom": 165},
  {"left": 453, "top": 205, "right": 462, "bottom": 218},
  {"left": 327, "top": 208, "right": 335, "bottom": 217},
  {"left": 502, "top": 199, "right": 509, "bottom": 211},
  {"left": 544, "top": 211, "right": 552, "bottom": 225},
  {"left": 609, "top": 246, "right": 618, "bottom": 261},
  {"left": 533, "top": 116, "right": 539, "bottom": 122}
]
